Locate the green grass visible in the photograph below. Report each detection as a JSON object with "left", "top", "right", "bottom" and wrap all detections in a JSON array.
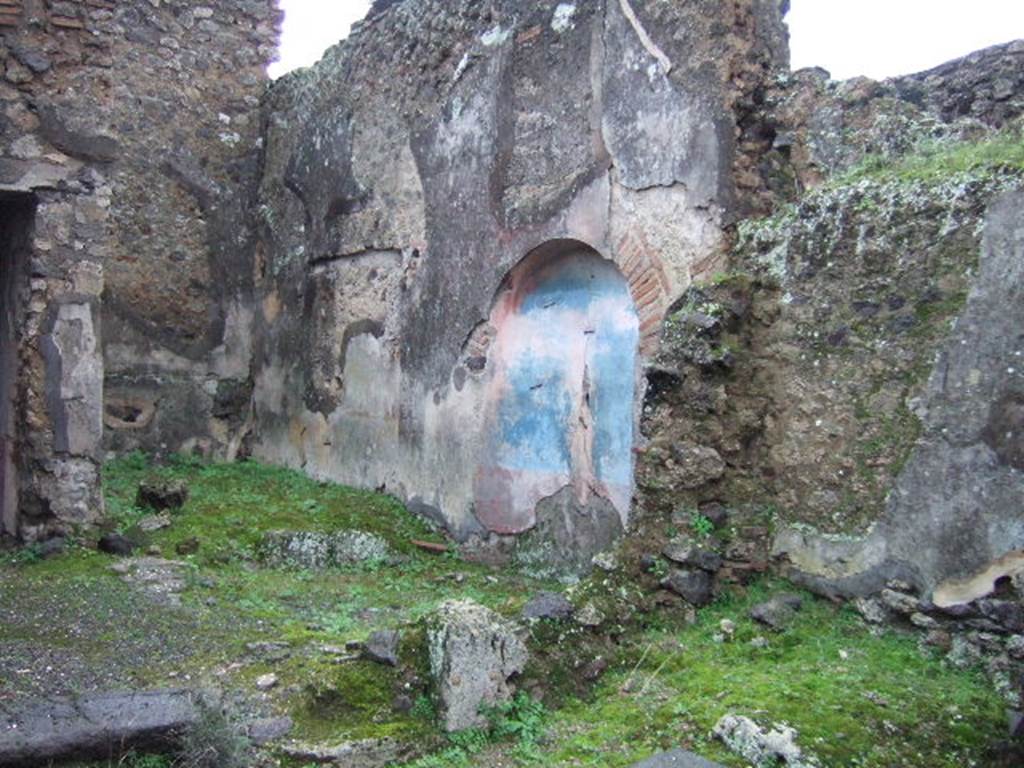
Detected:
[
  {"left": 2, "top": 457, "right": 1011, "bottom": 767},
  {"left": 524, "top": 580, "right": 1005, "bottom": 768},
  {"left": 836, "top": 125, "right": 1024, "bottom": 186},
  {"left": 103, "top": 451, "right": 446, "bottom": 560},
  {"left": 3, "top": 453, "right": 559, "bottom": 752}
]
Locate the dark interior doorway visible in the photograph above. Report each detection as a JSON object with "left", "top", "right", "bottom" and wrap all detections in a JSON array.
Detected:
[{"left": 0, "top": 193, "right": 34, "bottom": 537}]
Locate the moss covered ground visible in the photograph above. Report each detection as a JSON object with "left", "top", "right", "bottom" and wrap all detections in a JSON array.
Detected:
[{"left": 0, "top": 455, "right": 1012, "bottom": 767}]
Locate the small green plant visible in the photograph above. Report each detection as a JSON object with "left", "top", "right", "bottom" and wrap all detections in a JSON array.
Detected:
[
  {"left": 690, "top": 512, "right": 714, "bottom": 539},
  {"left": 175, "top": 703, "right": 249, "bottom": 768},
  {"left": 410, "top": 693, "right": 436, "bottom": 721},
  {"left": 2, "top": 542, "right": 44, "bottom": 566},
  {"left": 123, "top": 754, "right": 171, "bottom": 768},
  {"left": 167, "top": 451, "right": 206, "bottom": 471},
  {"left": 120, "top": 450, "right": 150, "bottom": 471},
  {"left": 649, "top": 558, "right": 670, "bottom": 579},
  {"left": 487, "top": 691, "right": 548, "bottom": 752}
]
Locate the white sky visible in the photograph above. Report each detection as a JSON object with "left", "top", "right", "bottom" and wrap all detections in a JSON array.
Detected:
[
  {"left": 788, "top": 0, "right": 1024, "bottom": 79},
  {"left": 268, "top": 0, "right": 1024, "bottom": 82}
]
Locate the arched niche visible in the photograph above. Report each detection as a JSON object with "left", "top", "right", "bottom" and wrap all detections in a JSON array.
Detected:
[{"left": 473, "top": 240, "right": 640, "bottom": 539}]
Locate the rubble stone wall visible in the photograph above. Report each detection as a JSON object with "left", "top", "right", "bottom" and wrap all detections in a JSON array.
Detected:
[{"left": 638, "top": 40, "right": 1024, "bottom": 603}]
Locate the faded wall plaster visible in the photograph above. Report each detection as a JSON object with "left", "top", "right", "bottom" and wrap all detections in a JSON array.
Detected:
[{"left": 249, "top": 0, "right": 791, "bottom": 552}]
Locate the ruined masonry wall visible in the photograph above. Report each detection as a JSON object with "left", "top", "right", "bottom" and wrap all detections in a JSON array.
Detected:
[
  {"left": 0, "top": 0, "right": 279, "bottom": 538},
  {"left": 251, "top": 0, "right": 788, "bottom": 561}
]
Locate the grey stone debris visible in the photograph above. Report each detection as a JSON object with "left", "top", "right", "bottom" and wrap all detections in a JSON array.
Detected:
[
  {"left": 670, "top": 442, "right": 726, "bottom": 489},
  {"left": 247, "top": 716, "right": 293, "bottom": 746},
  {"left": 363, "top": 630, "right": 401, "bottom": 666},
  {"left": 1007, "top": 635, "right": 1024, "bottom": 660},
  {"left": 661, "top": 569, "right": 713, "bottom": 607},
  {"left": 854, "top": 597, "right": 890, "bottom": 624},
  {"left": 138, "top": 512, "right": 172, "bottom": 532},
  {"left": 880, "top": 588, "right": 920, "bottom": 615},
  {"left": 662, "top": 538, "right": 723, "bottom": 572},
  {"left": 575, "top": 602, "right": 606, "bottom": 627},
  {"left": 98, "top": 533, "right": 134, "bottom": 556},
  {"left": 136, "top": 478, "right": 189, "bottom": 511},
  {"left": 978, "top": 600, "right": 1024, "bottom": 633},
  {"left": 427, "top": 599, "right": 528, "bottom": 732},
  {"left": 629, "top": 749, "right": 726, "bottom": 767},
  {"left": 713, "top": 714, "right": 821, "bottom": 768},
  {"left": 281, "top": 737, "right": 415, "bottom": 767},
  {"left": 749, "top": 593, "right": 803, "bottom": 631},
  {"left": 260, "top": 530, "right": 394, "bottom": 569},
  {"left": 110, "top": 557, "right": 190, "bottom": 606},
  {"left": 521, "top": 591, "right": 575, "bottom": 621},
  {"left": 0, "top": 689, "right": 203, "bottom": 767},
  {"left": 255, "top": 673, "right": 278, "bottom": 691}
]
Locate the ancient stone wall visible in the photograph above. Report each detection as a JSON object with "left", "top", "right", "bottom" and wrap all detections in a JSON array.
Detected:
[
  {"left": 251, "top": 0, "right": 789, "bottom": 567},
  {"left": 0, "top": 0, "right": 279, "bottom": 538},
  {"left": 638, "top": 42, "right": 1024, "bottom": 603}
]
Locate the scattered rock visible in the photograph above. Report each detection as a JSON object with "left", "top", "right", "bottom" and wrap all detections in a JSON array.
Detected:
[
  {"left": 853, "top": 597, "right": 890, "bottom": 624},
  {"left": 255, "top": 673, "right": 279, "bottom": 691},
  {"left": 880, "top": 588, "right": 920, "bottom": 615},
  {"left": 245, "top": 641, "right": 292, "bottom": 662},
  {"left": 522, "top": 591, "right": 574, "bottom": 622},
  {"left": 978, "top": 600, "right": 1024, "bottom": 633},
  {"left": 248, "top": 716, "right": 293, "bottom": 746},
  {"left": 97, "top": 533, "right": 134, "bottom": 556},
  {"left": 363, "top": 630, "right": 400, "bottom": 667},
  {"left": 581, "top": 656, "right": 609, "bottom": 681},
  {"left": 661, "top": 569, "right": 713, "bottom": 607},
  {"left": 713, "top": 714, "right": 820, "bottom": 768},
  {"left": 750, "top": 636, "right": 769, "bottom": 649},
  {"left": 923, "top": 630, "right": 953, "bottom": 652},
  {"left": 426, "top": 599, "right": 528, "bottom": 732},
  {"left": 575, "top": 602, "right": 605, "bottom": 627},
  {"left": 1007, "top": 635, "right": 1024, "bottom": 660},
  {"left": 391, "top": 694, "right": 414, "bottom": 714},
  {"left": 749, "top": 593, "right": 803, "bottom": 631},
  {"left": 910, "top": 612, "right": 939, "bottom": 629},
  {"left": 260, "top": 530, "right": 394, "bottom": 569},
  {"left": 947, "top": 635, "right": 983, "bottom": 669},
  {"left": 281, "top": 737, "right": 416, "bottom": 767},
  {"left": 136, "top": 478, "right": 189, "bottom": 512},
  {"left": 36, "top": 537, "right": 66, "bottom": 559},
  {"left": 629, "top": 749, "right": 726, "bottom": 767},
  {"left": 110, "top": 558, "right": 189, "bottom": 605},
  {"left": 863, "top": 690, "right": 889, "bottom": 707},
  {"left": 662, "top": 539, "right": 723, "bottom": 572},
  {"left": 138, "top": 512, "right": 172, "bottom": 532},
  {"left": 175, "top": 537, "right": 200, "bottom": 556},
  {"left": 592, "top": 550, "right": 618, "bottom": 571},
  {"left": 720, "top": 619, "right": 736, "bottom": 639}
]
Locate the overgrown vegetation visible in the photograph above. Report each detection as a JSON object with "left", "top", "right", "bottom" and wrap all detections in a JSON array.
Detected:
[
  {"left": 835, "top": 122, "right": 1024, "bottom": 186},
  {"left": 2, "top": 456, "right": 1013, "bottom": 767},
  {"left": 518, "top": 580, "right": 1006, "bottom": 768}
]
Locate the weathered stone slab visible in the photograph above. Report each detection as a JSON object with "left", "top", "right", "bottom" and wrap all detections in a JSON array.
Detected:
[
  {"left": 0, "top": 690, "right": 202, "bottom": 767},
  {"left": 630, "top": 749, "right": 726, "bottom": 768},
  {"left": 260, "top": 530, "right": 394, "bottom": 569}
]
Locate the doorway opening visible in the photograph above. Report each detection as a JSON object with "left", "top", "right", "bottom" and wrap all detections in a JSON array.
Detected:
[{"left": 0, "top": 193, "right": 34, "bottom": 537}]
